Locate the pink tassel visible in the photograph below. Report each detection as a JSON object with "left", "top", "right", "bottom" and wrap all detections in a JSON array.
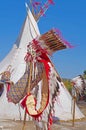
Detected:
[
  {"left": 54, "top": 28, "right": 74, "bottom": 48},
  {"left": 32, "top": 1, "right": 41, "bottom": 8},
  {"left": 48, "top": 0, "right": 55, "bottom": 5},
  {"left": 40, "top": 7, "right": 45, "bottom": 16},
  {"left": 44, "top": 3, "right": 49, "bottom": 9},
  {"left": 62, "top": 39, "right": 74, "bottom": 48}
]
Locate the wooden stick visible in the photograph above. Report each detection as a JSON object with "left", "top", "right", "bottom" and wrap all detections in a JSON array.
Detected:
[
  {"left": 27, "top": 62, "right": 33, "bottom": 93},
  {"left": 72, "top": 96, "right": 76, "bottom": 127},
  {"left": 22, "top": 62, "right": 33, "bottom": 130},
  {"left": 22, "top": 109, "right": 27, "bottom": 130}
]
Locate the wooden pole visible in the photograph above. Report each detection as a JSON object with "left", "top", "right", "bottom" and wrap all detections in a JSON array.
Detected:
[
  {"left": 22, "top": 62, "right": 33, "bottom": 130},
  {"left": 71, "top": 85, "right": 77, "bottom": 127},
  {"left": 22, "top": 4, "right": 39, "bottom": 130},
  {"left": 22, "top": 109, "right": 27, "bottom": 130},
  {"left": 72, "top": 96, "right": 76, "bottom": 127}
]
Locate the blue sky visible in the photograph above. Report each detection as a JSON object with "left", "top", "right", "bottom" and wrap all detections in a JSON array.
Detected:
[{"left": 0, "top": 0, "right": 86, "bottom": 79}]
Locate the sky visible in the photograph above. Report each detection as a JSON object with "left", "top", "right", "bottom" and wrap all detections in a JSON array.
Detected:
[{"left": 0, "top": 0, "right": 86, "bottom": 79}]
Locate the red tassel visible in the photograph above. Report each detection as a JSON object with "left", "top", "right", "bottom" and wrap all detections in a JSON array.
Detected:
[
  {"left": 6, "top": 83, "right": 11, "bottom": 92},
  {"left": 48, "top": 113, "right": 53, "bottom": 130},
  {"left": 20, "top": 95, "right": 28, "bottom": 109}
]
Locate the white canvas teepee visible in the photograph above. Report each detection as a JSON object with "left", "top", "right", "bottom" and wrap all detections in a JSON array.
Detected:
[
  {"left": 0, "top": 8, "right": 84, "bottom": 121},
  {"left": 0, "top": 9, "right": 40, "bottom": 120}
]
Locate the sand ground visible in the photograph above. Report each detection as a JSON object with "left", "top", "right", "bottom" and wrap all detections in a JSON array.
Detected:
[{"left": 0, "top": 101, "right": 86, "bottom": 130}]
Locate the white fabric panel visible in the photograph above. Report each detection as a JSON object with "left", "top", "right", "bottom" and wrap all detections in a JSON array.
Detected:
[
  {"left": 0, "top": 44, "right": 17, "bottom": 76},
  {"left": 0, "top": 9, "right": 40, "bottom": 120},
  {"left": 54, "top": 82, "right": 84, "bottom": 120}
]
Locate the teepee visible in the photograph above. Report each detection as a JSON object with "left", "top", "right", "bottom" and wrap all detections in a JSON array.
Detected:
[
  {"left": 0, "top": 3, "right": 84, "bottom": 122},
  {"left": 0, "top": 8, "right": 40, "bottom": 120}
]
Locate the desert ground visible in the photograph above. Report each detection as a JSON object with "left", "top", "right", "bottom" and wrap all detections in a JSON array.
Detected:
[{"left": 0, "top": 101, "right": 86, "bottom": 130}]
